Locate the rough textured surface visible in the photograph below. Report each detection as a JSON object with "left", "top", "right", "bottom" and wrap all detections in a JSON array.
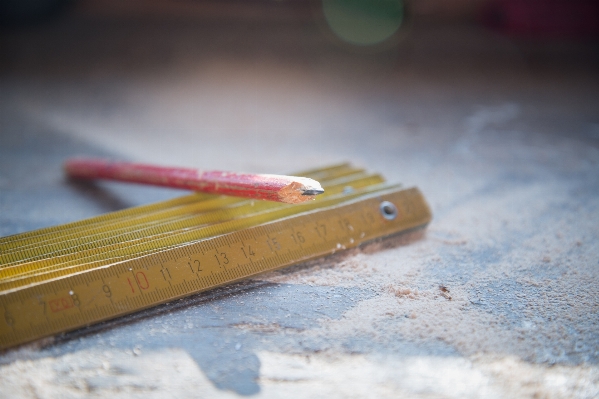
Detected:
[{"left": 1, "top": 1, "right": 599, "bottom": 397}]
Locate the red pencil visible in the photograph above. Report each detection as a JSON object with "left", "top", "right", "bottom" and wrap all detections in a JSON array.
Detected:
[{"left": 64, "top": 158, "right": 324, "bottom": 204}]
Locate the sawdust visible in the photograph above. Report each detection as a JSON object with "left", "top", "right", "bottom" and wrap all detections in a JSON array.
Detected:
[
  {"left": 232, "top": 322, "right": 304, "bottom": 334},
  {"left": 257, "top": 351, "right": 599, "bottom": 399},
  {"left": 0, "top": 348, "right": 233, "bottom": 399},
  {"left": 388, "top": 285, "right": 419, "bottom": 299},
  {"left": 3, "top": 348, "right": 596, "bottom": 399}
]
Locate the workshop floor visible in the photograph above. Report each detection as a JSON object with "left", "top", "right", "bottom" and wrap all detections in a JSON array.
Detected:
[{"left": 1, "top": 1, "right": 598, "bottom": 398}]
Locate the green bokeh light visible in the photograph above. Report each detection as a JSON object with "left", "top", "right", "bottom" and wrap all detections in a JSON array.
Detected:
[{"left": 322, "top": 0, "right": 404, "bottom": 46}]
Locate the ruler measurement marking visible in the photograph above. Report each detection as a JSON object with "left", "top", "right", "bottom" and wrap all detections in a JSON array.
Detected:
[{"left": 0, "top": 188, "right": 431, "bottom": 349}]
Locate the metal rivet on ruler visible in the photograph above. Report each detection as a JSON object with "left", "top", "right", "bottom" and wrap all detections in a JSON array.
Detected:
[{"left": 379, "top": 201, "right": 398, "bottom": 220}]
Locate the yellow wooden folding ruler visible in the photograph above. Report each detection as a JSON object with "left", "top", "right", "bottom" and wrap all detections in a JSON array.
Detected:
[{"left": 0, "top": 164, "right": 431, "bottom": 350}]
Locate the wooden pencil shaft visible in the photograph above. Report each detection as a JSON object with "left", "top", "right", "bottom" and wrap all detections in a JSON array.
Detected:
[{"left": 64, "top": 158, "right": 324, "bottom": 204}]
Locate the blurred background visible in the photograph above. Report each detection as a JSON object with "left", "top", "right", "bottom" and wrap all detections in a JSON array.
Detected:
[{"left": 1, "top": 0, "right": 598, "bottom": 227}]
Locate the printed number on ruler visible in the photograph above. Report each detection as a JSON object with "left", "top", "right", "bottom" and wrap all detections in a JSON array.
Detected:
[{"left": 0, "top": 188, "right": 431, "bottom": 349}]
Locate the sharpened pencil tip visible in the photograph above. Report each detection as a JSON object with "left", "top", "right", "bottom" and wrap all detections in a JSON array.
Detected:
[
  {"left": 277, "top": 176, "right": 324, "bottom": 203},
  {"left": 301, "top": 189, "right": 325, "bottom": 196}
]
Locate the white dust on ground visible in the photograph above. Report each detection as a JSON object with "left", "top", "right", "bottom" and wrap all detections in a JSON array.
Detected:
[
  {"left": 258, "top": 351, "right": 599, "bottom": 399},
  {"left": 0, "top": 348, "right": 232, "bottom": 399},
  {"left": 1, "top": 348, "right": 597, "bottom": 399}
]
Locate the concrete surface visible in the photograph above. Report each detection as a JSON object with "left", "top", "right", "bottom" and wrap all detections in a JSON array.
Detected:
[{"left": 1, "top": 1, "right": 599, "bottom": 398}]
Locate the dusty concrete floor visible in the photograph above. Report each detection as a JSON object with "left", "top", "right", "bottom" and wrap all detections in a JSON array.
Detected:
[{"left": 1, "top": 1, "right": 599, "bottom": 398}]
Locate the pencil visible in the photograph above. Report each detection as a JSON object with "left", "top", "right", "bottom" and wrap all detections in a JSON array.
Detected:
[{"left": 64, "top": 158, "right": 324, "bottom": 204}]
